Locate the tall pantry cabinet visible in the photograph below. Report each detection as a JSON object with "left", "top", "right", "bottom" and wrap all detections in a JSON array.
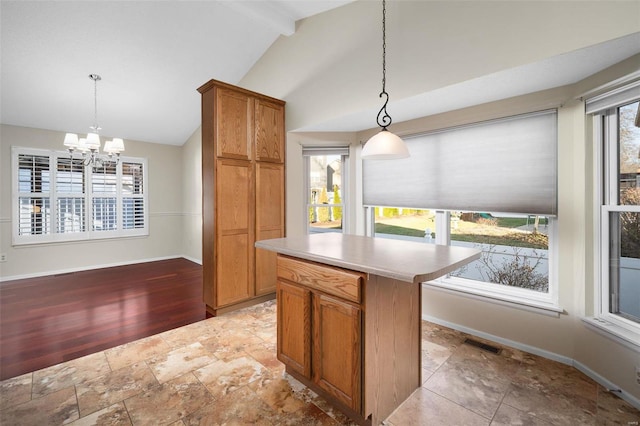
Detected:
[{"left": 198, "top": 79, "right": 285, "bottom": 316}]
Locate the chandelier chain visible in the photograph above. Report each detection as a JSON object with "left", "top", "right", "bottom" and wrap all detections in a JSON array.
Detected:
[
  {"left": 376, "top": 0, "right": 392, "bottom": 130},
  {"left": 90, "top": 74, "right": 101, "bottom": 132}
]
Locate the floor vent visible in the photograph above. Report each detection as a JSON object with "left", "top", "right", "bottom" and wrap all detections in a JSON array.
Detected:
[{"left": 463, "top": 338, "right": 502, "bottom": 355}]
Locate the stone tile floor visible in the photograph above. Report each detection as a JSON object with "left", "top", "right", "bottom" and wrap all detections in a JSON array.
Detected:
[{"left": 1, "top": 300, "right": 638, "bottom": 425}]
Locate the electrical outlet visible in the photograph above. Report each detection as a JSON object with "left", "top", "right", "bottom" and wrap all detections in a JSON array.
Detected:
[{"left": 0, "top": 254, "right": 6, "bottom": 262}]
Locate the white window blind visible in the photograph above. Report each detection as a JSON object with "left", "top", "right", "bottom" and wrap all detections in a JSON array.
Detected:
[
  {"left": 585, "top": 80, "right": 640, "bottom": 115},
  {"left": 363, "top": 110, "right": 558, "bottom": 216},
  {"left": 12, "top": 147, "right": 148, "bottom": 245},
  {"left": 302, "top": 146, "right": 350, "bottom": 156},
  {"left": 56, "top": 157, "right": 85, "bottom": 233},
  {"left": 122, "top": 162, "right": 145, "bottom": 230}
]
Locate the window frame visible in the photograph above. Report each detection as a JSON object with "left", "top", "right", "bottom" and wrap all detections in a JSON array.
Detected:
[
  {"left": 366, "top": 207, "right": 561, "bottom": 315},
  {"left": 12, "top": 146, "right": 149, "bottom": 245},
  {"left": 303, "top": 147, "right": 349, "bottom": 235},
  {"left": 593, "top": 100, "right": 640, "bottom": 337}
]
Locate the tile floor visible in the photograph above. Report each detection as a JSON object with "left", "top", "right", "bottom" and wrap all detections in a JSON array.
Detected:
[{"left": 1, "top": 300, "right": 638, "bottom": 425}]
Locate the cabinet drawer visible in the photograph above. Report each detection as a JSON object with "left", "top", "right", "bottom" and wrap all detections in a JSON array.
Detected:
[{"left": 277, "top": 256, "right": 364, "bottom": 304}]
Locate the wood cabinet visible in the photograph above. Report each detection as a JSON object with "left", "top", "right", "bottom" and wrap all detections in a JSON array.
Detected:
[
  {"left": 199, "top": 79, "right": 285, "bottom": 316},
  {"left": 258, "top": 233, "right": 480, "bottom": 426},
  {"left": 276, "top": 255, "right": 365, "bottom": 415}
]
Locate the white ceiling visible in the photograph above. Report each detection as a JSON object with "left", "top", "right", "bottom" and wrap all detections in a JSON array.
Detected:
[
  {"left": 0, "top": 0, "right": 353, "bottom": 146},
  {"left": 1, "top": 1, "right": 639, "bottom": 146}
]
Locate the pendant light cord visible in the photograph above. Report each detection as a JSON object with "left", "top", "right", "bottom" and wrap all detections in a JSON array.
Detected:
[{"left": 376, "top": 0, "right": 392, "bottom": 130}]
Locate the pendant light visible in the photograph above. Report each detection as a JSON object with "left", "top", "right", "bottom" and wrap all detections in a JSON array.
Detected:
[{"left": 361, "top": 0, "right": 409, "bottom": 160}]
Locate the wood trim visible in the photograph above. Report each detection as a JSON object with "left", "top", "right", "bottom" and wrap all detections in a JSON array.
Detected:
[
  {"left": 278, "top": 256, "right": 364, "bottom": 304},
  {"left": 364, "top": 275, "right": 421, "bottom": 424},
  {"left": 198, "top": 78, "right": 285, "bottom": 107}
]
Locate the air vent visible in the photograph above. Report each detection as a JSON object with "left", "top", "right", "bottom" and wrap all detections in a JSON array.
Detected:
[{"left": 464, "top": 338, "right": 502, "bottom": 355}]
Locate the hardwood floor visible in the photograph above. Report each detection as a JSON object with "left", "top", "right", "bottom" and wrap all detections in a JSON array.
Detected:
[{"left": 0, "top": 258, "right": 205, "bottom": 381}]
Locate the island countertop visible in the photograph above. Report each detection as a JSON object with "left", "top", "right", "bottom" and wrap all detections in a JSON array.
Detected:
[{"left": 255, "top": 233, "right": 481, "bottom": 284}]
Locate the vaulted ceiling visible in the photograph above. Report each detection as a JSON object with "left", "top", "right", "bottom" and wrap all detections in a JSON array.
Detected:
[
  {"left": 2, "top": 1, "right": 639, "bottom": 147},
  {"left": 1, "top": 1, "right": 353, "bottom": 145}
]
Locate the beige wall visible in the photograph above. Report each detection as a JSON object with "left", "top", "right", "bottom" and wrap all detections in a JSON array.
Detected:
[
  {"left": 181, "top": 127, "right": 202, "bottom": 263},
  {"left": 241, "top": 0, "right": 640, "bottom": 132},
  {"left": 1, "top": 0, "right": 638, "bottom": 406},
  {"left": 237, "top": 1, "right": 640, "bottom": 405},
  {"left": 0, "top": 124, "right": 185, "bottom": 279}
]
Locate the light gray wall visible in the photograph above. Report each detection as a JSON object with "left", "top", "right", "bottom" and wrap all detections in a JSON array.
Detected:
[{"left": 0, "top": 124, "right": 184, "bottom": 279}]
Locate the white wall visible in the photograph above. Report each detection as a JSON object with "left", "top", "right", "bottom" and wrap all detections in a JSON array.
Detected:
[{"left": 0, "top": 124, "right": 185, "bottom": 279}]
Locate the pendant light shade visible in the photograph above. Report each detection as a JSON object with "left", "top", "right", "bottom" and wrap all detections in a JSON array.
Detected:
[
  {"left": 362, "top": 130, "right": 409, "bottom": 160},
  {"left": 361, "top": 0, "right": 409, "bottom": 160}
]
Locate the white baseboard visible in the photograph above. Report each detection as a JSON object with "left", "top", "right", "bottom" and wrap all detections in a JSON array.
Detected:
[
  {"left": 0, "top": 255, "right": 195, "bottom": 283},
  {"left": 181, "top": 255, "right": 202, "bottom": 265},
  {"left": 422, "top": 314, "right": 640, "bottom": 410}
]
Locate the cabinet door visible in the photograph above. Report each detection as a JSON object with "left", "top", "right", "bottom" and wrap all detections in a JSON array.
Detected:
[
  {"left": 255, "top": 163, "right": 285, "bottom": 295},
  {"left": 313, "top": 294, "right": 362, "bottom": 413},
  {"left": 277, "top": 280, "right": 311, "bottom": 378},
  {"left": 215, "top": 88, "right": 252, "bottom": 160},
  {"left": 255, "top": 99, "right": 284, "bottom": 163},
  {"left": 216, "top": 159, "right": 254, "bottom": 306}
]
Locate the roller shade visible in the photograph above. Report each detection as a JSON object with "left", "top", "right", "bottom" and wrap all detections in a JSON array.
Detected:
[
  {"left": 363, "top": 110, "right": 557, "bottom": 216},
  {"left": 585, "top": 80, "right": 640, "bottom": 115},
  {"left": 302, "top": 146, "right": 349, "bottom": 156}
]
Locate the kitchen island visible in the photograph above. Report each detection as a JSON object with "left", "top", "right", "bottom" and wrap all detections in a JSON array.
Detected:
[{"left": 255, "top": 233, "right": 480, "bottom": 425}]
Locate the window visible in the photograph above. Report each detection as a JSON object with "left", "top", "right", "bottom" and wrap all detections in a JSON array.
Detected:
[
  {"left": 12, "top": 147, "right": 148, "bottom": 245},
  {"left": 590, "top": 81, "right": 640, "bottom": 335},
  {"left": 370, "top": 208, "right": 557, "bottom": 311},
  {"left": 303, "top": 147, "right": 349, "bottom": 234},
  {"left": 363, "top": 110, "right": 559, "bottom": 313}
]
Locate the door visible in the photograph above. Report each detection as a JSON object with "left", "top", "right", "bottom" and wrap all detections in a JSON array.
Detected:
[
  {"left": 255, "top": 162, "right": 285, "bottom": 295},
  {"left": 277, "top": 280, "right": 311, "bottom": 378},
  {"left": 313, "top": 293, "right": 361, "bottom": 412},
  {"left": 255, "top": 99, "right": 284, "bottom": 163},
  {"left": 215, "top": 88, "right": 252, "bottom": 160},
  {"left": 216, "top": 159, "right": 254, "bottom": 306}
]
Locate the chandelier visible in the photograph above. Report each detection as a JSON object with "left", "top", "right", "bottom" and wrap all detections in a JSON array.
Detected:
[
  {"left": 361, "top": 0, "right": 409, "bottom": 160},
  {"left": 63, "top": 74, "right": 125, "bottom": 166}
]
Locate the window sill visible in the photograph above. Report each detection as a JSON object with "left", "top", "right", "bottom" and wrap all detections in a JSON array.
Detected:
[
  {"left": 423, "top": 281, "right": 563, "bottom": 318},
  {"left": 582, "top": 317, "right": 640, "bottom": 352}
]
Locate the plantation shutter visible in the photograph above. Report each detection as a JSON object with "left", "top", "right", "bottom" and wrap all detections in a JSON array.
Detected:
[
  {"left": 122, "top": 162, "right": 145, "bottom": 229},
  {"left": 362, "top": 110, "right": 557, "bottom": 216},
  {"left": 56, "top": 157, "right": 85, "bottom": 233},
  {"left": 17, "top": 153, "right": 51, "bottom": 236}
]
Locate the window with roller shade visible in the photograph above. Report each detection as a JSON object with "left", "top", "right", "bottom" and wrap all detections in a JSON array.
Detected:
[
  {"left": 12, "top": 147, "right": 148, "bottom": 245},
  {"left": 363, "top": 110, "right": 559, "bottom": 313}
]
